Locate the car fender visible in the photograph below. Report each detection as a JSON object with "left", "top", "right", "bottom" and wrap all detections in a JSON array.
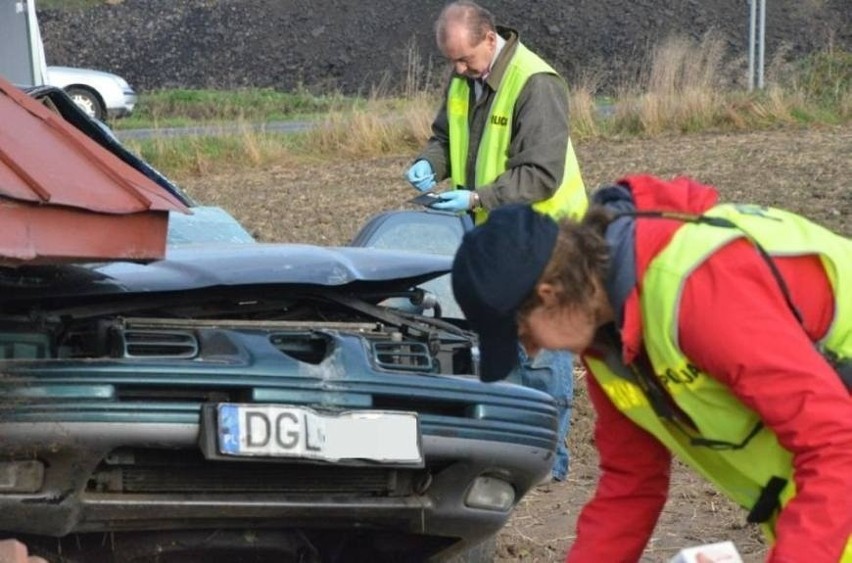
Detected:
[{"left": 46, "top": 66, "right": 131, "bottom": 113}]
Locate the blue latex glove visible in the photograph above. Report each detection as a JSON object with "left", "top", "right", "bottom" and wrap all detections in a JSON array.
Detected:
[
  {"left": 430, "top": 189, "right": 472, "bottom": 212},
  {"left": 404, "top": 160, "right": 436, "bottom": 192}
]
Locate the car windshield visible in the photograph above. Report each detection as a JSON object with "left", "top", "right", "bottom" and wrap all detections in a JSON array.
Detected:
[{"left": 351, "top": 210, "right": 468, "bottom": 319}]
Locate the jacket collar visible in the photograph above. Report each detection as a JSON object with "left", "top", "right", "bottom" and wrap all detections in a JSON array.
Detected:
[
  {"left": 593, "top": 184, "right": 638, "bottom": 331},
  {"left": 483, "top": 26, "right": 520, "bottom": 91}
]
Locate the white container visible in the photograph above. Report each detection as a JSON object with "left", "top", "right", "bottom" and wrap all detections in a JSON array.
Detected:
[{"left": 669, "top": 541, "right": 744, "bottom": 563}]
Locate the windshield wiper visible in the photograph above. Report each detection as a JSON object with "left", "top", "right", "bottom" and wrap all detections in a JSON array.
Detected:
[{"left": 324, "top": 292, "right": 470, "bottom": 339}]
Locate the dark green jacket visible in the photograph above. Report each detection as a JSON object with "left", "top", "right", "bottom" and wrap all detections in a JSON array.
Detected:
[{"left": 416, "top": 27, "right": 574, "bottom": 211}]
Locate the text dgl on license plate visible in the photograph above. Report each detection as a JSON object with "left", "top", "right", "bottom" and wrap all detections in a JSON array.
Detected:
[{"left": 216, "top": 404, "right": 422, "bottom": 464}]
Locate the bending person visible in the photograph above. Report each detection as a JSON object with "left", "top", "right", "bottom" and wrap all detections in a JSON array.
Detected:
[{"left": 451, "top": 174, "right": 852, "bottom": 562}]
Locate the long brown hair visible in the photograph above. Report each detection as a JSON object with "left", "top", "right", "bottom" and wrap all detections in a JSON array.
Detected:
[{"left": 517, "top": 206, "right": 613, "bottom": 317}]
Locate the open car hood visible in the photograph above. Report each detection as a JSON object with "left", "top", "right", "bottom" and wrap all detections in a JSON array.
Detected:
[{"left": 0, "top": 243, "right": 453, "bottom": 305}]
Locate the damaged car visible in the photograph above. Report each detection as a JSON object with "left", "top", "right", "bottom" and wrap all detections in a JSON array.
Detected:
[{"left": 0, "top": 81, "right": 559, "bottom": 562}]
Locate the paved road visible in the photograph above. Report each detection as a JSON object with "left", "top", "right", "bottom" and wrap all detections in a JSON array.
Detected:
[
  {"left": 115, "top": 105, "right": 614, "bottom": 141},
  {"left": 115, "top": 120, "right": 315, "bottom": 141}
]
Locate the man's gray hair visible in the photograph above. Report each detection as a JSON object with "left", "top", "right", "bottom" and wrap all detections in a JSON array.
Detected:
[{"left": 435, "top": 1, "right": 496, "bottom": 46}]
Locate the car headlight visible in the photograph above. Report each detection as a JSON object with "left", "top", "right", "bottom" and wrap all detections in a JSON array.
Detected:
[
  {"left": 113, "top": 75, "right": 131, "bottom": 90},
  {"left": 0, "top": 461, "right": 44, "bottom": 493},
  {"left": 464, "top": 476, "right": 515, "bottom": 511}
]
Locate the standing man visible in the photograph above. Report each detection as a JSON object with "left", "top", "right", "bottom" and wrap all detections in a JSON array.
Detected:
[{"left": 404, "top": 1, "right": 588, "bottom": 482}]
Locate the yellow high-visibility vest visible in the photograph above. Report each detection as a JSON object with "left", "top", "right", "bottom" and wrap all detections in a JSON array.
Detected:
[
  {"left": 588, "top": 203, "right": 851, "bottom": 559},
  {"left": 446, "top": 42, "right": 587, "bottom": 224}
]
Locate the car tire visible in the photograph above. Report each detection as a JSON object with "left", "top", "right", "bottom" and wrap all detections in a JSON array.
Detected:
[{"left": 64, "top": 86, "right": 106, "bottom": 120}]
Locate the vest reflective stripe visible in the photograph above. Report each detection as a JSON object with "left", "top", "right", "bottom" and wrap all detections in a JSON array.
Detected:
[
  {"left": 446, "top": 42, "right": 587, "bottom": 224},
  {"left": 588, "top": 203, "right": 851, "bottom": 545},
  {"left": 588, "top": 356, "right": 794, "bottom": 519}
]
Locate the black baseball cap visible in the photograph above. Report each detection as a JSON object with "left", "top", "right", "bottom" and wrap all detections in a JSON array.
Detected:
[{"left": 451, "top": 204, "right": 559, "bottom": 382}]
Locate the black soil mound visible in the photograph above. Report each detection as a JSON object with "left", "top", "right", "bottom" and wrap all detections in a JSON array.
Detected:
[{"left": 38, "top": 0, "right": 850, "bottom": 94}]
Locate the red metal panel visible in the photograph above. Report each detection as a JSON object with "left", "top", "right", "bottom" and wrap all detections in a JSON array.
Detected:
[
  {"left": 0, "top": 76, "right": 191, "bottom": 264},
  {"left": 0, "top": 200, "right": 169, "bottom": 264}
]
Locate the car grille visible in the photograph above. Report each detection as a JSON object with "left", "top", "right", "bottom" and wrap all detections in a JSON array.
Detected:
[
  {"left": 269, "top": 332, "right": 332, "bottom": 364},
  {"left": 86, "top": 448, "right": 418, "bottom": 496},
  {"left": 119, "top": 329, "right": 199, "bottom": 359},
  {"left": 114, "top": 386, "right": 250, "bottom": 403},
  {"left": 371, "top": 341, "right": 433, "bottom": 372}
]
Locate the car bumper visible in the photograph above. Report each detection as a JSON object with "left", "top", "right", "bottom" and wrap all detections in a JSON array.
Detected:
[
  {"left": 107, "top": 91, "right": 137, "bottom": 119},
  {"left": 0, "top": 421, "right": 552, "bottom": 554}
]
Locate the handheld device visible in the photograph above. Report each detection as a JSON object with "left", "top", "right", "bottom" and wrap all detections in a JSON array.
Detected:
[{"left": 408, "top": 190, "right": 446, "bottom": 207}]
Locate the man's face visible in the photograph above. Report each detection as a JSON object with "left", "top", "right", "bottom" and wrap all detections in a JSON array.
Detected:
[
  {"left": 439, "top": 24, "right": 496, "bottom": 79},
  {"left": 517, "top": 283, "right": 600, "bottom": 356}
]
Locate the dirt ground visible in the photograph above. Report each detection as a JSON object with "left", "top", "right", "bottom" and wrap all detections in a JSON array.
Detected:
[{"left": 180, "top": 125, "right": 850, "bottom": 562}]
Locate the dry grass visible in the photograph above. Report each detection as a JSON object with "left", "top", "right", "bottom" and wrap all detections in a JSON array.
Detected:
[
  {"left": 637, "top": 33, "right": 727, "bottom": 133},
  {"left": 129, "top": 34, "right": 848, "bottom": 179},
  {"left": 599, "top": 32, "right": 846, "bottom": 135},
  {"left": 299, "top": 94, "right": 434, "bottom": 158},
  {"left": 567, "top": 72, "right": 603, "bottom": 138}
]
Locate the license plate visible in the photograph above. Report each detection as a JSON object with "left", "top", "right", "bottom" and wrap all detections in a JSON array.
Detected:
[{"left": 215, "top": 404, "right": 422, "bottom": 464}]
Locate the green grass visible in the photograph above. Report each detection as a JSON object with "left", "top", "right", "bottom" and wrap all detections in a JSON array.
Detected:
[
  {"left": 37, "top": 0, "right": 105, "bottom": 10},
  {"left": 125, "top": 131, "right": 298, "bottom": 178},
  {"left": 115, "top": 88, "right": 352, "bottom": 129},
  {"left": 786, "top": 49, "right": 851, "bottom": 104}
]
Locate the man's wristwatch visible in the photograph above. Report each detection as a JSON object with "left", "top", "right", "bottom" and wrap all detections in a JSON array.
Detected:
[{"left": 470, "top": 191, "right": 482, "bottom": 210}]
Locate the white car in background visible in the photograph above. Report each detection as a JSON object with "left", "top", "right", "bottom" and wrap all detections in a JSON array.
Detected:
[
  {"left": 2, "top": 0, "right": 136, "bottom": 121},
  {"left": 45, "top": 65, "right": 137, "bottom": 120}
]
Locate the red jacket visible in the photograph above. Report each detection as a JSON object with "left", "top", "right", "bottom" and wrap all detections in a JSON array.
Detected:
[{"left": 568, "top": 176, "right": 852, "bottom": 562}]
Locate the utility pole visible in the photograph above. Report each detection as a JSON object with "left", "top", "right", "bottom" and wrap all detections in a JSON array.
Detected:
[
  {"left": 747, "top": 0, "right": 766, "bottom": 90},
  {"left": 758, "top": 0, "right": 766, "bottom": 89}
]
